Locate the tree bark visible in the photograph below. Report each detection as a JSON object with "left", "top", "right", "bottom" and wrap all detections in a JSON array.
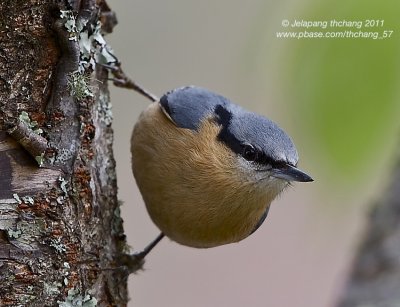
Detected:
[
  {"left": 338, "top": 161, "right": 400, "bottom": 307},
  {"left": 0, "top": 0, "right": 128, "bottom": 305}
]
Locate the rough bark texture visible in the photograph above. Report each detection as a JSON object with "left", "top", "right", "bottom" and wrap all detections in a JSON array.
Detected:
[
  {"left": 338, "top": 160, "right": 400, "bottom": 307},
  {"left": 0, "top": 0, "right": 129, "bottom": 305}
]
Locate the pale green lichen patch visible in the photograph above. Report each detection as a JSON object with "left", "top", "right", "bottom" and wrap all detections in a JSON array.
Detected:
[
  {"left": 7, "top": 227, "right": 22, "bottom": 239},
  {"left": 49, "top": 237, "right": 66, "bottom": 254},
  {"left": 21, "top": 196, "right": 34, "bottom": 205},
  {"left": 12, "top": 194, "right": 34, "bottom": 205},
  {"left": 58, "top": 176, "right": 69, "bottom": 196},
  {"left": 56, "top": 176, "right": 68, "bottom": 203},
  {"left": 62, "top": 262, "right": 71, "bottom": 286},
  {"left": 13, "top": 193, "right": 22, "bottom": 204},
  {"left": 60, "top": 10, "right": 80, "bottom": 41},
  {"left": 92, "top": 21, "right": 116, "bottom": 66},
  {"left": 58, "top": 288, "right": 97, "bottom": 307},
  {"left": 6, "top": 219, "right": 46, "bottom": 249},
  {"left": 67, "top": 71, "right": 94, "bottom": 100},
  {"left": 35, "top": 153, "right": 45, "bottom": 167},
  {"left": 44, "top": 282, "right": 62, "bottom": 296},
  {"left": 56, "top": 196, "right": 65, "bottom": 205},
  {"left": 19, "top": 111, "right": 43, "bottom": 135},
  {"left": 78, "top": 18, "right": 116, "bottom": 72},
  {"left": 60, "top": 9, "right": 115, "bottom": 73}
]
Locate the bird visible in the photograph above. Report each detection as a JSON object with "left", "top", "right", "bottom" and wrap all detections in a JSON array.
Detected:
[{"left": 130, "top": 85, "right": 312, "bottom": 254}]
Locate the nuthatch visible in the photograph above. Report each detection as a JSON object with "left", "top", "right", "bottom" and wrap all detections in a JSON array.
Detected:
[{"left": 131, "top": 86, "right": 312, "bottom": 252}]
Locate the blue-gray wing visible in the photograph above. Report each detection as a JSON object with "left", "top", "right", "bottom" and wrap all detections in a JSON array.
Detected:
[{"left": 159, "top": 86, "right": 231, "bottom": 131}]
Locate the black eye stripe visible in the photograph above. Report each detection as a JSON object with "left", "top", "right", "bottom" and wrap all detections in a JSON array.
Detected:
[
  {"left": 241, "top": 144, "right": 289, "bottom": 168},
  {"left": 214, "top": 104, "right": 289, "bottom": 168},
  {"left": 215, "top": 105, "right": 243, "bottom": 155},
  {"left": 241, "top": 144, "right": 267, "bottom": 164},
  {"left": 242, "top": 144, "right": 258, "bottom": 161}
]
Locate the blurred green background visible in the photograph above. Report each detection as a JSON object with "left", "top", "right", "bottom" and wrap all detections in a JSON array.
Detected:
[{"left": 106, "top": 1, "right": 400, "bottom": 306}]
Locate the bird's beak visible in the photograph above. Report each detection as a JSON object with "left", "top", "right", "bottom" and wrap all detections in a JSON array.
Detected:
[{"left": 271, "top": 164, "right": 313, "bottom": 182}]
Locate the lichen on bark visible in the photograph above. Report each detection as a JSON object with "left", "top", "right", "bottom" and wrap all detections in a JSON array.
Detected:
[{"left": 0, "top": 0, "right": 129, "bottom": 305}]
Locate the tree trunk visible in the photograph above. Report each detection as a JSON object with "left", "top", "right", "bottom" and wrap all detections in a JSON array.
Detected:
[
  {"left": 338, "top": 160, "right": 400, "bottom": 307},
  {"left": 0, "top": 0, "right": 129, "bottom": 305}
]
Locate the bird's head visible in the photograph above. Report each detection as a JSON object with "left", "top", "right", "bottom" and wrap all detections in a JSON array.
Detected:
[{"left": 159, "top": 86, "right": 313, "bottom": 194}]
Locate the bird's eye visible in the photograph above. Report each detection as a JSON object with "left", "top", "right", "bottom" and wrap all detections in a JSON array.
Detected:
[{"left": 242, "top": 144, "right": 258, "bottom": 161}]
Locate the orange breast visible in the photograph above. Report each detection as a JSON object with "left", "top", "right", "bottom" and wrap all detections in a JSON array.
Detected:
[{"left": 131, "top": 102, "right": 274, "bottom": 248}]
